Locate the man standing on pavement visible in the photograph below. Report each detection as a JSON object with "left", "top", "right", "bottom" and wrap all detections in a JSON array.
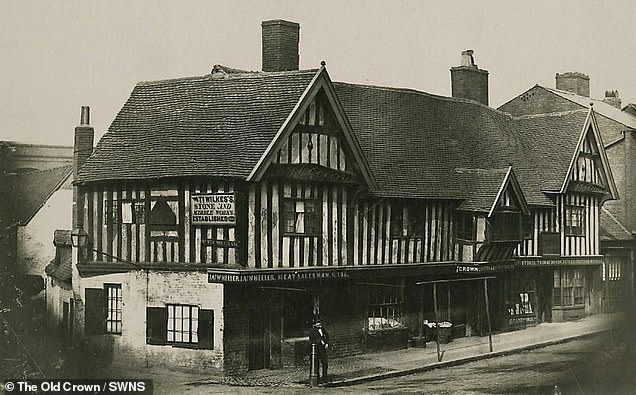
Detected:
[{"left": 309, "top": 317, "right": 330, "bottom": 383}]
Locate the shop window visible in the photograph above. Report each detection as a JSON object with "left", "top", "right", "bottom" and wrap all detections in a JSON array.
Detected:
[
  {"left": 282, "top": 198, "right": 320, "bottom": 236},
  {"left": 367, "top": 285, "right": 404, "bottom": 330},
  {"left": 105, "top": 284, "right": 122, "bottom": 334},
  {"left": 146, "top": 305, "right": 214, "bottom": 349},
  {"left": 553, "top": 269, "right": 584, "bottom": 307},
  {"left": 565, "top": 206, "right": 585, "bottom": 236},
  {"left": 455, "top": 212, "right": 475, "bottom": 241},
  {"left": 391, "top": 205, "right": 424, "bottom": 238},
  {"left": 85, "top": 284, "right": 122, "bottom": 335}
]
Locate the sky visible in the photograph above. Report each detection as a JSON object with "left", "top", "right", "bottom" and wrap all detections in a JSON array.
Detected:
[{"left": 1, "top": 0, "right": 635, "bottom": 146}]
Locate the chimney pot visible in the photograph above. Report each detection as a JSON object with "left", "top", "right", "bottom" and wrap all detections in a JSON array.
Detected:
[
  {"left": 603, "top": 90, "right": 622, "bottom": 109},
  {"left": 80, "top": 106, "right": 90, "bottom": 125},
  {"left": 261, "top": 19, "right": 300, "bottom": 72}
]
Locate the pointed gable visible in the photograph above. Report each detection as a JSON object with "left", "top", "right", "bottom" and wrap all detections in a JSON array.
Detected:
[
  {"left": 77, "top": 69, "right": 320, "bottom": 184},
  {"left": 247, "top": 67, "right": 377, "bottom": 189},
  {"left": 562, "top": 109, "right": 618, "bottom": 198}
]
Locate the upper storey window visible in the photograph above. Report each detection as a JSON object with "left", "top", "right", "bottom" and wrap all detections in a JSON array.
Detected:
[
  {"left": 390, "top": 204, "right": 424, "bottom": 238},
  {"left": 282, "top": 198, "right": 320, "bottom": 236},
  {"left": 565, "top": 205, "right": 585, "bottom": 236},
  {"left": 571, "top": 131, "right": 602, "bottom": 185}
]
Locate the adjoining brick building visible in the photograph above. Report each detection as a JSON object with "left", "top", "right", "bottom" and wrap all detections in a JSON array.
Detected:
[
  {"left": 500, "top": 73, "right": 636, "bottom": 313},
  {"left": 53, "top": 21, "right": 617, "bottom": 375}
]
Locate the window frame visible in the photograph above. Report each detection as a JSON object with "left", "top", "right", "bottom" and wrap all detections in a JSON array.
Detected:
[
  {"left": 564, "top": 205, "right": 585, "bottom": 237},
  {"left": 166, "top": 304, "right": 199, "bottom": 345},
  {"left": 104, "top": 283, "right": 122, "bottom": 334},
  {"left": 367, "top": 283, "right": 405, "bottom": 331},
  {"left": 553, "top": 269, "right": 585, "bottom": 308},
  {"left": 282, "top": 197, "right": 321, "bottom": 236},
  {"left": 390, "top": 204, "right": 424, "bottom": 239}
]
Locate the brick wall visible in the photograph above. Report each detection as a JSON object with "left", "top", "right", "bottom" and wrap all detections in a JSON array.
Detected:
[
  {"left": 79, "top": 270, "right": 225, "bottom": 374},
  {"left": 319, "top": 282, "right": 366, "bottom": 358},
  {"left": 222, "top": 285, "right": 250, "bottom": 374},
  {"left": 499, "top": 87, "right": 580, "bottom": 116}
]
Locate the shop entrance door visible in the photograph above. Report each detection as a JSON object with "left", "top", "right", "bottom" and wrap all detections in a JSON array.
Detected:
[{"left": 249, "top": 307, "right": 268, "bottom": 370}]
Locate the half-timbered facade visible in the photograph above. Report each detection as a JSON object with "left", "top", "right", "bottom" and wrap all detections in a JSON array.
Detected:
[{"left": 60, "top": 21, "right": 617, "bottom": 375}]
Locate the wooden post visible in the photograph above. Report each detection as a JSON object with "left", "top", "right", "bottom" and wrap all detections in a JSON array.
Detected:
[
  {"left": 434, "top": 283, "right": 441, "bottom": 362},
  {"left": 419, "top": 286, "right": 425, "bottom": 339},
  {"left": 483, "top": 278, "right": 493, "bottom": 352}
]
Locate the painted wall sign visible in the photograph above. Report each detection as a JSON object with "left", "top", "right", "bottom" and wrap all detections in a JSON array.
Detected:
[
  {"left": 208, "top": 270, "right": 350, "bottom": 283},
  {"left": 202, "top": 239, "right": 237, "bottom": 248},
  {"left": 191, "top": 193, "right": 236, "bottom": 225}
]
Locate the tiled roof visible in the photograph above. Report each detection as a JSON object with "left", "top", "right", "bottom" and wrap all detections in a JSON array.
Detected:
[
  {"left": 455, "top": 168, "right": 509, "bottom": 212},
  {"left": 14, "top": 165, "right": 72, "bottom": 225},
  {"left": 543, "top": 87, "right": 636, "bottom": 130},
  {"left": 77, "top": 69, "right": 319, "bottom": 183},
  {"left": 510, "top": 110, "right": 590, "bottom": 202},
  {"left": 600, "top": 207, "right": 632, "bottom": 241},
  {"left": 334, "top": 83, "right": 588, "bottom": 205},
  {"left": 77, "top": 69, "right": 591, "bottom": 208}
]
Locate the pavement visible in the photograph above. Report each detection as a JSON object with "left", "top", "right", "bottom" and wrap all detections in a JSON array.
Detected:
[{"left": 180, "top": 312, "right": 622, "bottom": 388}]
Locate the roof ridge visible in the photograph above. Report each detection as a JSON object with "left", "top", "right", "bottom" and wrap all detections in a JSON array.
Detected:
[
  {"left": 137, "top": 68, "right": 321, "bottom": 86},
  {"left": 16, "top": 164, "right": 73, "bottom": 176},
  {"left": 513, "top": 109, "right": 588, "bottom": 119},
  {"left": 334, "top": 81, "right": 513, "bottom": 117}
]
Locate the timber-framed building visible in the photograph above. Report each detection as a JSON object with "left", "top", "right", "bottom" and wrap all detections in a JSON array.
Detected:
[{"left": 55, "top": 20, "right": 617, "bottom": 374}]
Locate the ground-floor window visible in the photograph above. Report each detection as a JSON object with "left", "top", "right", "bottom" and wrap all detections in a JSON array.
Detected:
[
  {"left": 553, "top": 269, "right": 584, "bottom": 307},
  {"left": 85, "top": 284, "right": 122, "bottom": 335},
  {"left": 167, "top": 304, "right": 199, "bottom": 344},
  {"left": 367, "top": 283, "right": 404, "bottom": 330},
  {"left": 105, "top": 284, "right": 122, "bottom": 334},
  {"left": 146, "top": 305, "right": 214, "bottom": 349},
  {"left": 283, "top": 293, "right": 314, "bottom": 339}
]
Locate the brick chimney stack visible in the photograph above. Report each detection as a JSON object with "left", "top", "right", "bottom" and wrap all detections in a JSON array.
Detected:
[
  {"left": 450, "top": 50, "right": 489, "bottom": 106},
  {"left": 555, "top": 72, "right": 590, "bottom": 97},
  {"left": 262, "top": 19, "right": 300, "bottom": 72},
  {"left": 73, "top": 106, "right": 94, "bottom": 229},
  {"left": 603, "top": 90, "right": 622, "bottom": 109}
]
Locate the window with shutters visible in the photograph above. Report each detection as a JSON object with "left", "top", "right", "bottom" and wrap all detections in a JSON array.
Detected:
[
  {"left": 167, "top": 304, "right": 199, "bottom": 344},
  {"left": 146, "top": 305, "right": 214, "bottom": 349},
  {"left": 85, "top": 285, "right": 123, "bottom": 335}
]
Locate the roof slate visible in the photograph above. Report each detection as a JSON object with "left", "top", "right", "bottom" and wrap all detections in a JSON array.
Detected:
[
  {"left": 77, "top": 69, "right": 319, "bottom": 183},
  {"left": 334, "top": 83, "right": 589, "bottom": 205},
  {"left": 14, "top": 165, "right": 72, "bottom": 225},
  {"left": 77, "top": 68, "right": 594, "bottom": 207},
  {"left": 543, "top": 87, "right": 636, "bottom": 130},
  {"left": 600, "top": 207, "right": 633, "bottom": 241}
]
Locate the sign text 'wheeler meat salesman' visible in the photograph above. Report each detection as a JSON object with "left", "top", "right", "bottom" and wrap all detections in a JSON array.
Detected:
[{"left": 191, "top": 193, "right": 236, "bottom": 225}]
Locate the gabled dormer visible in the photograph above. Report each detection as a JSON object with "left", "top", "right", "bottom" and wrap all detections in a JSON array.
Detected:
[
  {"left": 247, "top": 66, "right": 377, "bottom": 190},
  {"left": 562, "top": 109, "right": 617, "bottom": 199}
]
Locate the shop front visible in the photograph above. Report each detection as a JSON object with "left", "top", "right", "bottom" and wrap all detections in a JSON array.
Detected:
[{"left": 211, "top": 262, "right": 514, "bottom": 371}]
